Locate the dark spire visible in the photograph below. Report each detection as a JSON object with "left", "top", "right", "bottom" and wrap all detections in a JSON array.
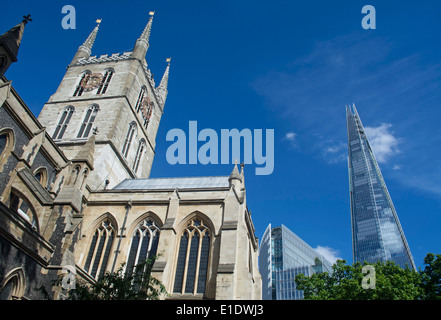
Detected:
[
  {"left": 0, "top": 19, "right": 27, "bottom": 63},
  {"left": 0, "top": 16, "right": 30, "bottom": 77}
]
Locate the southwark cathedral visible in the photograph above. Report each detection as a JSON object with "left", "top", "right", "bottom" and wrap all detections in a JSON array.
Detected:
[{"left": 0, "top": 15, "right": 262, "bottom": 300}]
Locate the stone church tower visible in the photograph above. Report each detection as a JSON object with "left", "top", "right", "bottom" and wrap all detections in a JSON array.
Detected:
[
  {"left": 1, "top": 15, "right": 261, "bottom": 300},
  {"left": 38, "top": 15, "right": 168, "bottom": 190}
]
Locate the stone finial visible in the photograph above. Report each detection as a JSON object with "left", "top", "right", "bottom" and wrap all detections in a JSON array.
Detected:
[
  {"left": 131, "top": 14, "right": 154, "bottom": 60},
  {"left": 156, "top": 59, "right": 170, "bottom": 106},
  {"left": 71, "top": 20, "right": 101, "bottom": 64},
  {"left": 229, "top": 163, "right": 242, "bottom": 182},
  {"left": 139, "top": 15, "right": 153, "bottom": 44},
  {"left": 79, "top": 21, "right": 101, "bottom": 54}
]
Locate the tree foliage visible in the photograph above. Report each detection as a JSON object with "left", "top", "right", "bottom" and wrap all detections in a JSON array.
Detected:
[
  {"left": 295, "top": 254, "right": 441, "bottom": 300},
  {"left": 40, "top": 255, "right": 168, "bottom": 300},
  {"left": 420, "top": 253, "right": 441, "bottom": 300}
]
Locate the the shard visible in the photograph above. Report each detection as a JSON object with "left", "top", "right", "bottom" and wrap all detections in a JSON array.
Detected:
[{"left": 346, "top": 104, "right": 415, "bottom": 269}]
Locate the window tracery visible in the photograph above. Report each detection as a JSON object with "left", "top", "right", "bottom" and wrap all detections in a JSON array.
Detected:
[{"left": 173, "top": 218, "right": 211, "bottom": 295}]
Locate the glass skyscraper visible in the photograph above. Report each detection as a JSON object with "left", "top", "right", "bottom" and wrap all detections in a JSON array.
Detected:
[
  {"left": 346, "top": 104, "right": 416, "bottom": 270},
  {"left": 259, "top": 224, "right": 333, "bottom": 300}
]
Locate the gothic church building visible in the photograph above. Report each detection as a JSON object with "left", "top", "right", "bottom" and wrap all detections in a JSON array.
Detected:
[{"left": 0, "top": 16, "right": 261, "bottom": 300}]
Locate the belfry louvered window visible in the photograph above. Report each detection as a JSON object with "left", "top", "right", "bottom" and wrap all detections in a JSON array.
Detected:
[
  {"left": 73, "top": 71, "right": 91, "bottom": 97},
  {"left": 132, "top": 139, "right": 145, "bottom": 174},
  {"left": 135, "top": 86, "right": 146, "bottom": 113},
  {"left": 173, "top": 218, "right": 211, "bottom": 295},
  {"left": 122, "top": 122, "right": 136, "bottom": 158},
  {"left": 84, "top": 218, "right": 115, "bottom": 279},
  {"left": 77, "top": 105, "right": 99, "bottom": 138},
  {"left": 96, "top": 69, "right": 114, "bottom": 94},
  {"left": 125, "top": 218, "right": 160, "bottom": 277},
  {"left": 52, "top": 106, "right": 74, "bottom": 140}
]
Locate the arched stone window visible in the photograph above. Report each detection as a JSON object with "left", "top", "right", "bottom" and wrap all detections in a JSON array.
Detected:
[
  {"left": 96, "top": 68, "right": 114, "bottom": 94},
  {"left": 9, "top": 191, "right": 39, "bottom": 232},
  {"left": 121, "top": 122, "right": 137, "bottom": 158},
  {"left": 77, "top": 104, "right": 99, "bottom": 138},
  {"left": 52, "top": 106, "right": 74, "bottom": 140},
  {"left": 132, "top": 139, "right": 146, "bottom": 174},
  {"left": 135, "top": 86, "right": 147, "bottom": 113},
  {"left": 0, "top": 268, "right": 25, "bottom": 300},
  {"left": 68, "top": 165, "right": 81, "bottom": 185},
  {"left": 173, "top": 218, "right": 211, "bottom": 295},
  {"left": 83, "top": 217, "right": 116, "bottom": 280},
  {"left": 33, "top": 167, "right": 48, "bottom": 188},
  {"left": 73, "top": 71, "right": 91, "bottom": 97},
  {"left": 125, "top": 217, "right": 160, "bottom": 277}
]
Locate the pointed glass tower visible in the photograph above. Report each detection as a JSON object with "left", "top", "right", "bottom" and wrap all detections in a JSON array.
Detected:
[{"left": 346, "top": 104, "right": 416, "bottom": 270}]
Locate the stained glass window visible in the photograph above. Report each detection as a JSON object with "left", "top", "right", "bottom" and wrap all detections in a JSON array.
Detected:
[
  {"left": 125, "top": 218, "right": 160, "bottom": 277},
  {"left": 84, "top": 218, "right": 115, "bottom": 279},
  {"left": 173, "top": 218, "right": 211, "bottom": 295}
]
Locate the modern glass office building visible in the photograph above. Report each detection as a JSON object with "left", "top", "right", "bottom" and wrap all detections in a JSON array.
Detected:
[
  {"left": 259, "top": 224, "right": 333, "bottom": 300},
  {"left": 346, "top": 104, "right": 416, "bottom": 270}
]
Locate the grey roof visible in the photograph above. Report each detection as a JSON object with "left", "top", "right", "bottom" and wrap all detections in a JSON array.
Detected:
[{"left": 112, "top": 176, "right": 230, "bottom": 191}]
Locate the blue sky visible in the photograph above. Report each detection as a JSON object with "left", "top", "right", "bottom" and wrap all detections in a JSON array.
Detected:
[{"left": 2, "top": 0, "right": 441, "bottom": 268}]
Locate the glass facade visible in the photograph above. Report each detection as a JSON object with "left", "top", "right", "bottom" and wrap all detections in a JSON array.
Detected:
[
  {"left": 259, "top": 224, "right": 273, "bottom": 300},
  {"left": 259, "top": 224, "right": 332, "bottom": 300},
  {"left": 346, "top": 104, "right": 416, "bottom": 270}
]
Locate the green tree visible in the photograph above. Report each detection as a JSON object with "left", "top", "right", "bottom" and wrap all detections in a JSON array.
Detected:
[
  {"left": 420, "top": 253, "right": 441, "bottom": 300},
  {"left": 39, "top": 255, "right": 168, "bottom": 300},
  {"left": 295, "top": 259, "right": 423, "bottom": 300}
]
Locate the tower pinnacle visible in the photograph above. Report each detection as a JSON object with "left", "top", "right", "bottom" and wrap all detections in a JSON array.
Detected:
[
  {"left": 131, "top": 12, "right": 154, "bottom": 61},
  {"left": 0, "top": 19, "right": 26, "bottom": 65},
  {"left": 157, "top": 58, "right": 170, "bottom": 106},
  {"left": 229, "top": 162, "right": 242, "bottom": 182},
  {"left": 71, "top": 20, "right": 101, "bottom": 65}
]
